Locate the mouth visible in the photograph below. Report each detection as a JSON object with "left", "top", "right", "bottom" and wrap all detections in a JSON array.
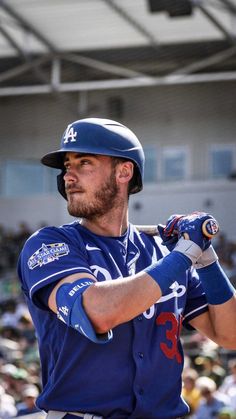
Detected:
[{"left": 66, "top": 188, "right": 85, "bottom": 197}]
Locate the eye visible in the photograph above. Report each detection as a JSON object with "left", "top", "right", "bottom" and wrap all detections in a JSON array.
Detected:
[
  {"left": 80, "top": 158, "right": 91, "bottom": 165},
  {"left": 64, "top": 162, "right": 71, "bottom": 171}
]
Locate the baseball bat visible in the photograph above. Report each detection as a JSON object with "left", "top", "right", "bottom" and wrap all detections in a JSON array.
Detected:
[
  {"left": 135, "top": 225, "right": 159, "bottom": 236},
  {"left": 136, "top": 218, "right": 219, "bottom": 239}
]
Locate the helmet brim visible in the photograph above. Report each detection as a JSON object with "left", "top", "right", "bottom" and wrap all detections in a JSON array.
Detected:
[{"left": 41, "top": 150, "right": 70, "bottom": 169}]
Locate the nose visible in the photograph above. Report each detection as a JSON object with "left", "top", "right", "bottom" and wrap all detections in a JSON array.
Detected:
[{"left": 63, "top": 168, "right": 77, "bottom": 184}]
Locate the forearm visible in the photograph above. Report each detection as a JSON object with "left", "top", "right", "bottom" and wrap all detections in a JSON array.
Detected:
[
  {"left": 83, "top": 271, "right": 161, "bottom": 333},
  {"left": 196, "top": 261, "right": 236, "bottom": 349},
  {"left": 207, "top": 295, "right": 236, "bottom": 349},
  {"left": 83, "top": 248, "right": 193, "bottom": 333}
]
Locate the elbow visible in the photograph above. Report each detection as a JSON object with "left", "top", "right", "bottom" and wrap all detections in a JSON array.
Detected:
[
  {"left": 220, "top": 342, "right": 236, "bottom": 350},
  {"left": 82, "top": 288, "right": 115, "bottom": 334},
  {"left": 217, "top": 333, "right": 236, "bottom": 350},
  {"left": 92, "top": 316, "right": 113, "bottom": 335},
  {"left": 86, "top": 309, "right": 115, "bottom": 334},
  {"left": 221, "top": 339, "right": 236, "bottom": 351}
]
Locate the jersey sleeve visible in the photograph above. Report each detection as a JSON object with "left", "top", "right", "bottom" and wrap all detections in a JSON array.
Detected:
[
  {"left": 182, "top": 268, "right": 209, "bottom": 328},
  {"left": 17, "top": 226, "right": 93, "bottom": 308}
]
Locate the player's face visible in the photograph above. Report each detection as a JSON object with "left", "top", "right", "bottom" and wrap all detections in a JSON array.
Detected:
[{"left": 63, "top": 152, "right": 122, "bottom": 219}]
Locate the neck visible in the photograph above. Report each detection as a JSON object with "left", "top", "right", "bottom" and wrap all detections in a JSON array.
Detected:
[{"left": 80, "top": 205, "right": 129, "bottom": 237}]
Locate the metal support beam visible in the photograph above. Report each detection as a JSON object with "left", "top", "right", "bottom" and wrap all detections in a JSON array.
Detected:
[
  {"left": 0, "top": 2, "right": 60, "bottom": 88},
  {"left": 171, "top": 45, "right": 236, "bottom": 75},
  {"left": 196, "top": 2, "right": 236, "bottom": 45},
  {"left": 0, "top": 71, "right": 235, "bottom": 96},
  {"left": 0, "top": 56, "right": 51, "bottom": 83},
  {"left": 64, "top": 53, "right": 149, "bottom": 79},
  {"left": 218, "top": 0, "right": 236, "bottom": 14},
  {"left": 168, "top": 1, "right": 236, "bottom": 76},
  {"left": 51, "top": 58, "right": 61, "bottom": 89},
  {"left": 0, "top": 0, "right": 58, "bottom": 53},
  {"left": 0, "top": 25, "right": 27, "bottom": 58},
  {"left": 78, "top": 91, "right": 89, "bottom": 116},
  {"left": 102, "top": 0, "right": 160, "bottom": 48}
]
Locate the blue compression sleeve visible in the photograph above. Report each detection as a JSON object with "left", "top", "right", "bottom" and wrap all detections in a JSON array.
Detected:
[
  {"left": 197, "top": 261, "right": 235, "bottom": 305},
  {"left": 144, "top": 251, "right": 192, "bottom": 295}
]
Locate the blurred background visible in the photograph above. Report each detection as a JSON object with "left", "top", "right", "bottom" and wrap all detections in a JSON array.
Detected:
[{"left": 0, "top": 0, "right": 236, "bottom": 417}]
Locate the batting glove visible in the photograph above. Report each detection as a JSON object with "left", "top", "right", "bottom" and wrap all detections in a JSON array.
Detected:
[
  {"left": 158, "top": 213, "right": 202, "bottom": 264},
  {"left": 157, "top": 214, "right": 184, "bottom": 251},
  {"left": 158, "top": 212, "right": 219, "bottom": 265},
  {"left": 176, "top": 211, "right": 216, "bottom": 251}
]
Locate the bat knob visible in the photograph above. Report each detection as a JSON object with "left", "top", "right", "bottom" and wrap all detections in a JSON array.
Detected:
[{"left": 202, "top": 218, "right": 219, "bottom": 239}]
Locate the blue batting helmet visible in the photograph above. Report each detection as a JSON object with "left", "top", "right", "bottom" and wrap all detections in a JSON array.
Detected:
[{"left": 41, "top": 118, "right": 145, "bottom": 199}]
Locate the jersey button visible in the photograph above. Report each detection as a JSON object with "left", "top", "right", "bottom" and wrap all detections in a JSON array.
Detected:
[
  {"left": 138, "top": 388, "right": 144, "bottom": 395},
  {"left": 137, "top": 316, "right": 143, "bottom": 321},
  {"left": 138, "top": 352, "right": 144, "bottom": 359}
]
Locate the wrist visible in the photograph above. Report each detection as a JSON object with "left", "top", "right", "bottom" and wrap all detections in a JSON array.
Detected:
[
  {"left": 194, "top": 245, "right": 218, "bottom": 269},
  {"left": 144, "top": 251, "right": 191, "bottom": 295},
  {"left": 173, "top": 237, "right": 202, "bottom": 264}
]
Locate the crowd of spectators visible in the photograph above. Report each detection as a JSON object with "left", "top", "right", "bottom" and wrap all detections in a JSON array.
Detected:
[
  {"left": 0, "top": 222, "right": 236, "bottom": 418},
  {"left": 0, "top": 223, "right": 42, "bottom": 277},
  {"left": 0, "top": 223, "right": 44, "bottom": 418},
  {"left": 181, "top": 353, "right": 236, "bottom": 418},
  {"left": 0, "top": 297, "right": 43, "bottom": 418}
]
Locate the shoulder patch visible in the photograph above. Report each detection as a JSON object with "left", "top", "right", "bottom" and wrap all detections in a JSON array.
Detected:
[{"left": 27, "top": 243, "right": 70, "bottom": 270}]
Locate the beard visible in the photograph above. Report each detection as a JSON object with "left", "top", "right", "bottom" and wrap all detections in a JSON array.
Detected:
[{"left": 66, "top": 170, "right": 121, "bottom": 219}]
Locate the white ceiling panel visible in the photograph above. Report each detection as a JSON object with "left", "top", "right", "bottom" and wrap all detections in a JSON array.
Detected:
[
  {"left": 0, "top": 0, "right": 235, "bottom": 57},
  {"left": 0, "top": 0, "right": 236, "bottom": 95}
]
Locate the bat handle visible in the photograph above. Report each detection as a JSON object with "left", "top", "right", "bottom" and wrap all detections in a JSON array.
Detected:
[
  {"left": 202, "top": 218, "right": 219, "bottom": 238},
  {"left": 183, "top": 218, "right": 219, "bottom": 240}
]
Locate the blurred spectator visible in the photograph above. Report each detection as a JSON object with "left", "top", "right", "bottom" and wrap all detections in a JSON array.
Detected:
[
  {"left": 15, "top": 223, "right": 32, "bottom": 251},
  {"left": 0, "top": 223, "right": 32, "bottom": 274},
  {"left": 1, "top": 300, "right": 22, "bottom": 329},
  {"left": 0, "top": 363, "right": 29, "bottom": 404},
  {"left": 0, "top": 327, "right": 22, "bottom": 362},
  {"left": 18, "top": 312, "right": 36, "bottom": 342},
  {"left": 16, "top": 384, "right": 41, "bottom": 416},
  {"left": 214, "top": 233, "right": 236, "bottom": 279},
  {"left": 219, "top": 358, "right": 236, "bottom": 411},
  {"left": 194, "top": 354, "right": 226, "bottom": 388},
  {"left": 0, "top": 383, "right": 17, "bottom": 418},
  {"left": 182, "top": 367, "right": 202, "bottom": 417},
  {"left": 194, "top": 376, "right": 231, "bottom": 419},
  {"left": 0, "top": 228, "right": 17, "bottom": 274},
  {"left": 217, "top": 408, "right": 236, "bottom": 419}
]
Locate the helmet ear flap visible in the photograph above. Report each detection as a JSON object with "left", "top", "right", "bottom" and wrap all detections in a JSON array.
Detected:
[{"left": 57, "top": 171, "right": 67, "bottom": 200}]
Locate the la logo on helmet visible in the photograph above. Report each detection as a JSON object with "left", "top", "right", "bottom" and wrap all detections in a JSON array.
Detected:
[{"left": 63, "top": 125, "right": 77, "bottom": 143}]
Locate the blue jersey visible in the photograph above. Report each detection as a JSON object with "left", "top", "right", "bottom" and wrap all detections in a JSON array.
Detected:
[{"left": 18, "top": 221, "right": 208, "bottom": 419}]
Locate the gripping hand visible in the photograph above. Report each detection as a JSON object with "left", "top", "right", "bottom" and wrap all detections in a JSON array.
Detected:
[
  {"left": 158, "top": 212, "right": 219, "bottom": 265},
  {"left": 176, "top": 211, "right": 219, "bottom": 251}
]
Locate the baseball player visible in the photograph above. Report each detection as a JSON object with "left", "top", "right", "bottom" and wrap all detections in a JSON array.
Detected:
[{"left": 17, "top": 118, "right": 236, "bottom": 419}]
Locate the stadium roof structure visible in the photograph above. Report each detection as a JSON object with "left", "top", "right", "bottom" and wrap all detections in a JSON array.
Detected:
[{"left": 0, "top": 0, "right": 236, "bottom": 97}]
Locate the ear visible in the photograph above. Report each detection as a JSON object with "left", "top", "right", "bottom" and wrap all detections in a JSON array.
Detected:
[{"left": 116, "top": 161, "right": 134, "bottom": 186}]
